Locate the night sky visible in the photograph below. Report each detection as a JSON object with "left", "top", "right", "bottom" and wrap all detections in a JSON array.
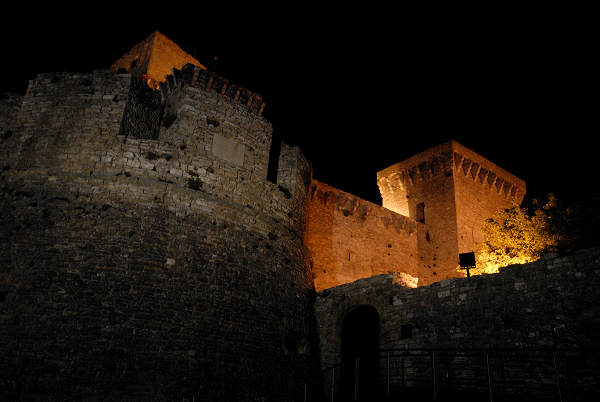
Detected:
[{"left": 2, "top": 7, "right": 596, "bottom": 205}]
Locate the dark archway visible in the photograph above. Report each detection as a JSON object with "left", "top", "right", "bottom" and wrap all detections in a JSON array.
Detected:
[{"left": 341, "top": 305, "right": 380, "bottom": 401}]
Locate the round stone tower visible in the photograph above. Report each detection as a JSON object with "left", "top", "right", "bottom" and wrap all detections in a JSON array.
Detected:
[{"left": 0, "top": 61, "right": 318, "bottom": 400}]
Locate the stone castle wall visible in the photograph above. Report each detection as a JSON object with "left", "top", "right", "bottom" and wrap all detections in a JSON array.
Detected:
[
  {"left": 450, "top": 142, "right": 526, "bottom": 255},
  {"left": 304, "top": 180, "right": 437, "bottom": 291},
  {"left": 314, "top": 247, "right": 600, "bottom": 399},
  {"left": 377, "top": 141, "right": 526, "bottom": 281},
  {"left": 304, "top": 139, "right": 527, "bottom": 292},
  {"left": 0, "top": 68, "right": 317, "bottom": 401},
  {"left": 0, "top": 92, "right": 22, "bottom": 144},
  {"left": 377, "top": 145, "right": 461, "bottom": 281},
  {"left": 1, "top": 34, "right": 593, "bottom": 400}
]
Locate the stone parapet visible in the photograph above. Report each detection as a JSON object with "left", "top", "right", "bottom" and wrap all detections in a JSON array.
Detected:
[
  {"left": 315, "top": 247, "right": 600, "bottom": 399},
  {"left": 377, "top": 140, "right": 525, "bottom": 209},
  {"left": 305, "top": 179, "right": 438, "bottom": 290},
  {"left": 3, "top": 67, "right": 307, "bottom": 237}
]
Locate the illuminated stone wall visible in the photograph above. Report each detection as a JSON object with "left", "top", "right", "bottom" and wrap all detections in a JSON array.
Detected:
[
  {"left": 305, "top": 180, "right": 437, "bottom": 291},
  {"left": 450, "top": 142, "right": 526, "bottom": 255},
  {"left": 304, "top": 140, "right": 524, "bottom": 292},
  {"left": 0, "top": 67, "right": 317, "bottom": 401},
  {"left": 377, "top": 143, "right": 461, "bottom": 282},
  {"left": 377, "top": 141, "right": 526, "bottom": 281},
  {"left": 315, "top": 247, "right": 600, "bottom": 398}
]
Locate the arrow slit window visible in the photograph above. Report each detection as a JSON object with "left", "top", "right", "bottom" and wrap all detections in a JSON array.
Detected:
[{"left": 416, "top": 202, "right": 425, "bottom": 223}]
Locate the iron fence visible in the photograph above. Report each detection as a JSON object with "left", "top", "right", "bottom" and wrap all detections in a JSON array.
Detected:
[{"left": 308, "top": 348, "right": 600, "bottom": 402}]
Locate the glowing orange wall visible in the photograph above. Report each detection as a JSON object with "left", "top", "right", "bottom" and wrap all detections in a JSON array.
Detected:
[
  {"left": 304, "top": 180, "right": 436, "bottom": 291},
  {"left": 451, "top": 142, "right": 526, "bottom": 255},
  {"left": 377, "top": 143, "right": 461, "bottom": 282},
  {"left": 377, "top": 140, "right": 526, "bottom": 280},
  {"left": 146, "top": 32, "right": 205, "bottom": 83},
  {"left": 111, "top": 31, "right": 205, "bottom": 86}
]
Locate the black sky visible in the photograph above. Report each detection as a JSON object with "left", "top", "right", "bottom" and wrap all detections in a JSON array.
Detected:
[{"left": 2, "top": 6, "right": 596, "bottom": 205}]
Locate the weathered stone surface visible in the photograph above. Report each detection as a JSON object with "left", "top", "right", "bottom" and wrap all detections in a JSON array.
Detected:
[
  {"left": 1, "top": 32, "right": 598, "bottom": 401},
  {"left": 305, "top": 180, "right": 435, "bottom": 290},
  {"left": 212, "top": 132, "right": 245, "bottom": 166},
  {"left": 0, "top": 64, "right": 316, "bottom": 401},
  {"left": 315, "top": 248, "right": 600, "bottom": 398},
  {"left": 0, "top": 92, "right": 22, "bottom": 144},
  {"left": 377, "top": 140, "right": 526, "bottom": 282}
]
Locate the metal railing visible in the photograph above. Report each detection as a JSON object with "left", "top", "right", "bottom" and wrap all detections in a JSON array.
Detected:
[{"left": 306, "top": 347, "right": 600, "bottom": 402}]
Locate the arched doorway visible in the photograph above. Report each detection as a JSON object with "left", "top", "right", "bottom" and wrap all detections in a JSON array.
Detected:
[{"left": 341, "top": 305, "right": 380, "bottom": 401}]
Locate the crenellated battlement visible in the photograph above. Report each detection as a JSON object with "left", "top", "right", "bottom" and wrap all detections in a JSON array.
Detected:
[
  {"left": 112, "top": 30, "right": 265, "bottom": 117},
  {"left": 1, "top": 62, "right": 308, "bottom": 240},
  {"left": 305, "top": 179, "right": 438, "bottom": 290},
  {"left": 188, "top": 66, "right": 266, "bottom": 116},
  {"left": 374, "top": 140, "right": 527, "bottom": 281},
  {"left": 378, "top": 140, "right": 525, "bottom": 202},
  {"left": 157, "top": 63, "right": 266, "bottom": 117},
  {"left": 452, "top": 146, "right": 526, "bottom": 200}
]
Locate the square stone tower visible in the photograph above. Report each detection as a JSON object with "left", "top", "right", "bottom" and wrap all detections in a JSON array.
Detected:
[
  {"left": 377, "top": 140, "right": 526, "bottom": 280},
  {"left": 111, "top": 31, "right": 206, "bottom": 88}
]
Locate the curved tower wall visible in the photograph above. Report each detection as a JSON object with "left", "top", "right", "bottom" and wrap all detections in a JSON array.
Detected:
[{"left": 0, "top": 67, "right": 316, "bottom": 401}]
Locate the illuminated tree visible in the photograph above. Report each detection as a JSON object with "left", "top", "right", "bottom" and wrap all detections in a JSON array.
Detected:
[{"left": 470, "top": 194, "right": 563, "bottom": 275}]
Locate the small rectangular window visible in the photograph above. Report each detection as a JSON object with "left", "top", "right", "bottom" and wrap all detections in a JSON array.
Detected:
[
  {"left": 416, "top": 202, "right": 425, "bottom": 223},
  {"left": 267, "top": 135, "right": 282, "bottom": 183},
  {"left": 0, "top": 291, "right": 8, "bottom": 302},
  {"left": 400, "top": 324, "right": 413, "bottom": 339}
]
